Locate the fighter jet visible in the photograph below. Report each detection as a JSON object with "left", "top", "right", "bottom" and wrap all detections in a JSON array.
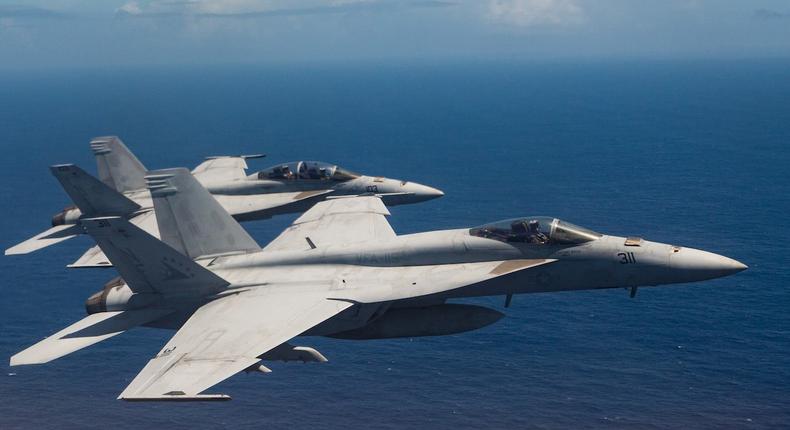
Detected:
[
  {"left": 10, "top": 168, "right": 746, "bottom": 401},
  {"left": 4, "top": 136, "right": 443, "bottom": 267}
]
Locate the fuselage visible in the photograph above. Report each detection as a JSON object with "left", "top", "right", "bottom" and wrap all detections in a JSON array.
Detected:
[
  {"left": 207, "top": 228, "right": 746, "bottom": 297},
  {"left": 52, "top": 174, "right": 443, "bottom": 227},
  {"left": 85, "top": 218, "right": 746, "bottom": 338}
]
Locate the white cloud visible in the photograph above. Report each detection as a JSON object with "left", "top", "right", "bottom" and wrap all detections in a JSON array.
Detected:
[
  {"left": 488, "top": 0, "right": 584, "bottom": 27},
  {"left": 115, "top": 0, "right": 271, "bottom": 16},
  {"left": 191, "top": 0, "right": 276, "bottom": 15},
  {"left": 117, "top": 1, "right": 143, "bottom": 15},
  {"left": 114, "top": 0, "right": 393, "bottom": 17}
]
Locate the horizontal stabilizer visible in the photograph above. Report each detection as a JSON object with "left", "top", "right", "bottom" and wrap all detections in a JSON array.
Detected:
[
  {"left": 50, "top": 164, "right": 140, "bottom": 216},
  {"left": 82, "top": 216, "right": 229, "bottom": 297},
  {"left": 68, "top": 245, "right": 111, "bottom": 268},
  {"left": 5, "top": 224, "right": 81, "bottom": 255},
  {"left": 10, "top": 308, "right": 171, "bottom": 366}
]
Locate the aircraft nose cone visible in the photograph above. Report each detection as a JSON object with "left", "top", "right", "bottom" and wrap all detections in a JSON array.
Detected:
[
  {"left": 670, "top": 247, "right": 747, "bottom": 282},
  {"left": 407, "top": 182, "right": 444, "bottom": 201}
]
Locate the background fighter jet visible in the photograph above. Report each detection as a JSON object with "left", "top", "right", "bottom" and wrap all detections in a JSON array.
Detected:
[
  {"left": 10, "top": 169, "right": 746, "bottom": 401},
  {"left": 4, "top": 136, "right": 443, "bottom": 267}
]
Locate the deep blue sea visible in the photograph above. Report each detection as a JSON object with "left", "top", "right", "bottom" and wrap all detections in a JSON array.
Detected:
[{"left": 0, "top": 61, "right": 788, "bottom": 429}]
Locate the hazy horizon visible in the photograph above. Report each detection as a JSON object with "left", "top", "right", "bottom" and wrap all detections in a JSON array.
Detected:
[{"left": 1, "top": 1, "right": 790, "bottom": 70}]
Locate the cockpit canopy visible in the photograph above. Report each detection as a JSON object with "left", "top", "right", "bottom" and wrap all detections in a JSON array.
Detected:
[
  {"left": 256, "top": 161, "right": 360, "bottom": 182},
  {"left": 469, "top": 216, "right": 602, "bottom": 245}
]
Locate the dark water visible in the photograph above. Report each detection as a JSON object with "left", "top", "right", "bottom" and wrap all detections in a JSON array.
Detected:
[{"left": 0, "top": 61, "right": 788, "bottom": 429}]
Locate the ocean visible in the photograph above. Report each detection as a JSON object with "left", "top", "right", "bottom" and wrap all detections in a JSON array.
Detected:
[{"left": 0, "top": 60, "right": 787, "bottom": 429}]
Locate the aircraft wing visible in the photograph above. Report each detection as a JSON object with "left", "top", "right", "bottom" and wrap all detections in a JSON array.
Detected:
[
  {"left": 118, "top": 287, "right": 352, "bottom": 401},
  {"left": 68, "top": 210, "right": 160, "bottom": 268},
  {"left": 191, "top": 157, "right": 250, "bottom": 183},
  {"left": 263, "top": 195, "right": 395, "bottom": 251}
]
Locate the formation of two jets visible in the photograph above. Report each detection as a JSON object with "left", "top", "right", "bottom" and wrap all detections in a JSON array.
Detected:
[
  {"left": 6, "top": 136, "right": 443, "bottom": 266},
  {"left": 8, "top": 136, "right": 746, "bottom": 401}
]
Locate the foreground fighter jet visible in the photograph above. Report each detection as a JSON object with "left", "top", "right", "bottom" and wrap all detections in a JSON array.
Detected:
[
  {"left": 5, "top": 136, "right": 443, "bottom": 267},
  {"left": 10, "top": 168, "right": 746, "bottom": 400}
]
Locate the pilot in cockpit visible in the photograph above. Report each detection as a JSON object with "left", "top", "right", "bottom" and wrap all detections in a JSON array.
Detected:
[
  {"left": 509, "top": 220, "right": 548, "bottom": 244},
  {"left": 281, "top": 166, "right": 294, "bottom": 180},
  {"left": 298, "top": 163, "right": 309, "bottom": 180},
  {"left": 527, "top": 220, "right": 549, "bottom": 244}
]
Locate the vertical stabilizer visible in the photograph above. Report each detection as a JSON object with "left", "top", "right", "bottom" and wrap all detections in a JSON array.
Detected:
[
  {"left": 82, "top": 217, "right": 228, "bottom": 298},
  {"left": 146, "top": 168, "right": 260, "bottom": 259},
  {"left": 50, "top": 164, "right": 141, "bottom": 216},
  {"left": 91, "top": 136, "right": 147, "bottom": 193}
]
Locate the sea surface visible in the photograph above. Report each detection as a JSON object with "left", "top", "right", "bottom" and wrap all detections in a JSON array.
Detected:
[{"left": 0, "top": 60, "right": 787, "bottom": 429}]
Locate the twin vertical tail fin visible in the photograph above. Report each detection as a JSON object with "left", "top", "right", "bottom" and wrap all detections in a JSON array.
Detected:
[
  {"left": 82, "top": 217, "right": 229, "bottom": 298},
  {"left": 79, "top": 168, "right": 258, "bottom": 296},
  {"left": 91, "top": 136, "right": 147, "bottom": 193},
  {"left": 11, "top": 215, "right": 216, "bottom": 364},
  {"left": 8, "top": 136, "right": 143, "bottom": 256},
  {"left": 50, "top": 164, "right": 141, "bottom": 216},
  {"left": 6, "top": 162, "right": 142, "bottom": 256},
  {"left": 146, "top": 168, "right": 261, "bottom": 259}
]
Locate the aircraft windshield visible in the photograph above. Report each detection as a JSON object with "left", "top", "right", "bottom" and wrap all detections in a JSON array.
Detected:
[
  {"left": 256, "top": 161, "right": 360, "bottom": 182},
  {"left": 469, "top": 216, "right": 601, "bottom": 245}
]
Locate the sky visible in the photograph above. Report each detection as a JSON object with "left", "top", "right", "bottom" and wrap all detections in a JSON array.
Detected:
[{"left": 1, "top": 0, "right": 789, "bottom": 69}]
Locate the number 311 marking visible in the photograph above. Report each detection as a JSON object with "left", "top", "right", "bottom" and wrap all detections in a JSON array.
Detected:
[{"left": 617, "top": 252, "right": 636, "bottom": 264}]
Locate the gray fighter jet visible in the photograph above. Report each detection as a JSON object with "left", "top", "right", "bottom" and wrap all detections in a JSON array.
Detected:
[
  {"left": 10, "top": 168, "right": 746, "bottom": 401},
  {"left": 5, "top": 136, "right": 443, "bottom": 267}
]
